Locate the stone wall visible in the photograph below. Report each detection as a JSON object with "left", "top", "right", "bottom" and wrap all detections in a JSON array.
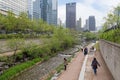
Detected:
[{"left": 99, "top": 40, "right": 120, "bottom": 80}]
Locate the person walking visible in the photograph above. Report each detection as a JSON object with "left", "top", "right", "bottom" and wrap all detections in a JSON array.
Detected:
[
  {"left": 91, "top": 57, "right": 100, "bottom": 75},
  {"left": 84, "top": 47, "right": 88, "bottom": 55},
  {"left": 64, "top": 58, "right": 68, "bottom": 70}
]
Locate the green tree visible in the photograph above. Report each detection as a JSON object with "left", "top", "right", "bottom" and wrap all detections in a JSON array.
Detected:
[{"left": 17, "top": 12, "right": 33, "bottom": 33}]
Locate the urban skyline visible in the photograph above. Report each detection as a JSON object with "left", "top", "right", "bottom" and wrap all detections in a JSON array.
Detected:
[
  {"left": 58, "top": 0, "right": 120, "bottom": 28},
  {"left": 33, "top": 0, "right": 57, "bottom": 25},
  {"left": 84, "top": 16, "right": 96, "bottom": 31},
  {"left": 0, "top": 0, "right": 119, "bottom": 30}
]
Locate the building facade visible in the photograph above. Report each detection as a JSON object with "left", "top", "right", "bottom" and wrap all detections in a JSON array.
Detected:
[
  {"left": 33, "top": 0, "right": 41, "bottom": 20},
  {"left": 47, "top": 0, "right": 57, "bottom": 25},
  {"left": 40, "top": 0, "right": 47, "bottom": 21},
  {"left": 33, "top": 0, "right": 57, "bottom": 25},
  {"left": 0, "top": 0, "right": 28, "bottom": 16},
  {"left": 66, "top": 2, "right": 76, "bottom": 30},
  {"left": 88, "top": 16, "right": 96, "bottom": 31},
  {"left": 86, "top": 19, "right": 89, "bottom": 30},
  {"left": 28, "top": 0, "right": 33, "bottom": 19},
  {"left": 76, "top": 18, "right": 82, "bottom": 31}
]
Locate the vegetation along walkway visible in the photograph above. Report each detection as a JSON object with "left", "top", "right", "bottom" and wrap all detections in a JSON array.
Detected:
[{"left": 13, "top": 47, "right": 79, "bottom": 80}]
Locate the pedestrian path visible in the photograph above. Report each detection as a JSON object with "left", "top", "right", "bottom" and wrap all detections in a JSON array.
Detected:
[
  {"left": 57, "top": 43, "right": 114, "bottom": 80},
  {"left": 57, "top": 51, "right": 84, "bottom": 80},
  {"left": 84, "top": 51, "right": 114, "bottom": 80}
]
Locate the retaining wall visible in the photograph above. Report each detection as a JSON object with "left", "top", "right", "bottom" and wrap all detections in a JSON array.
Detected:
[{"left": 99, "top": 40, "right": 120, "bottom": 80}]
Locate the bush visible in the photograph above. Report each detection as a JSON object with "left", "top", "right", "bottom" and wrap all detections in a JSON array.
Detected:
[
  {"left": 99, "top": 29, "right": 120, "bottom": 44},
  {"left": 15, "top": 52, "right": 23, "bottom": 62}
]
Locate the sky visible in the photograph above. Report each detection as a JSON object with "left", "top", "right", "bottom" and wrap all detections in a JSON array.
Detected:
[{"left": 58, "top": 0, "right": 120, "bottom": 28}]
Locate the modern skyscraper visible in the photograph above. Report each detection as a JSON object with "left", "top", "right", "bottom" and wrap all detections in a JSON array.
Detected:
[
  {"left": 66, "top": 2, "right": 76, "bottom": 30},
  {"left": 86, "top": 19, "right": 89, "bottom": 30},
  {"left": 88, "top": 16, "right": 96, "bottom": 31},
  {"left": 40, "top": 0, "right": 47, "bottom": 21},
  {"left": 47, "top": 0, "right": 57, "bottom": 25},
  {"left": 33, "top": 0, "right": 57, "bottom": 25},
  {"left": 0, "top": 0, "right": 28, "bottom": 16},
  {"left": 33, "top": 0, "right": 41, "bottom": 20},
  {"left": 28, "top": 0, "right": 33, "bottom": 19},
  {"left": 76, "top": 18, "right": 82, "bottom": 31}
]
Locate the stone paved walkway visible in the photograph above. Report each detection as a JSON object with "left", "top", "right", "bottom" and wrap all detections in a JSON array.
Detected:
[
  {"left": 57, "top": 43, "right": 114, "bottom": 80},
  {"left": 57, "top": 51, "right": 84, "bottom": 80},
  {"left": 84, "top": 50, "right": 114, "bottom": 80}
]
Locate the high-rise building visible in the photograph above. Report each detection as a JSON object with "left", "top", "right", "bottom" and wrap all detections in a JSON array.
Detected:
[
  {"left": 33, "top": 0, "right": 41, "bottom": 20},
  {"left": 47, "top": 0, "right": 57, "bottom": 25},
  {"left": 88, "top": 16, "right": 96, "bottom": 31},
  {"left": 28, "top": 0, "right": 33, "bottom": 19},
  {"left": 86, "top": 19, "right": 89, "bottom": 30},
  {"left": 40, "top": 0, "right": 47, "bottom": 21},
  {"left": 0, "top": 0, "right": 28, "bottom": 16},
  {"left": 33, "top": 0, "right": 57, "bottom": 25},
  {"left": 76, "top": 18, "right": 82, "bottom": 31},
  {"left": 66, "top": 2, "right": 76, "bottom": 30}
]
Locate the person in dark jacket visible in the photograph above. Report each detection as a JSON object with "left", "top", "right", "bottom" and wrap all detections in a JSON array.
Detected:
[
  {"left": 84, "top": 47, "right": 88, "bottom": 55},
  {"left": 91, "top": 57, "right": 100, "bottom": 75},
  {"left": 64, "top": 58, "right": 68, "bottom": 70}
]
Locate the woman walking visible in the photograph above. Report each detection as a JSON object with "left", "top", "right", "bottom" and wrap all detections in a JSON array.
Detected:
[{"left": 91, "top": 57, "right": 100, "bottom": 75}]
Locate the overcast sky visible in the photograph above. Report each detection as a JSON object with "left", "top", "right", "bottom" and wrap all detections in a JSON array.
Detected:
[{"left": 58, "top": 0, "right": 120, "bottom": 27}]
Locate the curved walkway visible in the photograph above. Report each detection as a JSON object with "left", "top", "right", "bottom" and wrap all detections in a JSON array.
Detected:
[
  {"left": 84, "top": 51, "right": 114, "bottom": 80},
  {"left": 57, "top": 52, "right": 84, "bottom": 80},
  {"left": 57, "top": 43, "right": 114, "bottom": 80}
]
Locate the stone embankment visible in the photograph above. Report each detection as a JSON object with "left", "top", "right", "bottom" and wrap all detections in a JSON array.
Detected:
[{"left": 13, "top": 45, "right": 81, "bottom": 80}]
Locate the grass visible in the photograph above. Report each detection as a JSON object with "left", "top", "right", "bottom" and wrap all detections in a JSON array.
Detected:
[{"left": 0, "top": 58, "right": 42, "bottom": 80}]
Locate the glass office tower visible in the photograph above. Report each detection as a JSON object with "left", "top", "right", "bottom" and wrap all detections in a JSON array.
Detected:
[
  {"left": 32, "top": 0, "right": 57, "bottom": 25},
  {"left": 47, "top": 0, "right": 57, "bottom": 25},
  {"left": 66, "top": 2, "right": 76, "bottom": 29},
  {"left": 0, "top": 0, "right": 28, "bottom": 16},
  {"left": 28, "top": 0, "right": 33, "bottom": 19},
  {"left": 88, "top": 16, "right": 96, "bottom": 31},
  {"left": 33, "top": 0, "right": 41, "bottom": 19}
]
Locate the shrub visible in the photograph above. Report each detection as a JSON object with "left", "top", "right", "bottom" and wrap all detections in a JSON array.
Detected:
[{"left": 99, "top": 29, "right": 120, "bottom": 44}]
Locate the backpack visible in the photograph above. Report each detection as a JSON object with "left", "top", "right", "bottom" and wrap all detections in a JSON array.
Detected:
[{"left": 92, "top": 61, "right": 97, "bottom": 69}]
